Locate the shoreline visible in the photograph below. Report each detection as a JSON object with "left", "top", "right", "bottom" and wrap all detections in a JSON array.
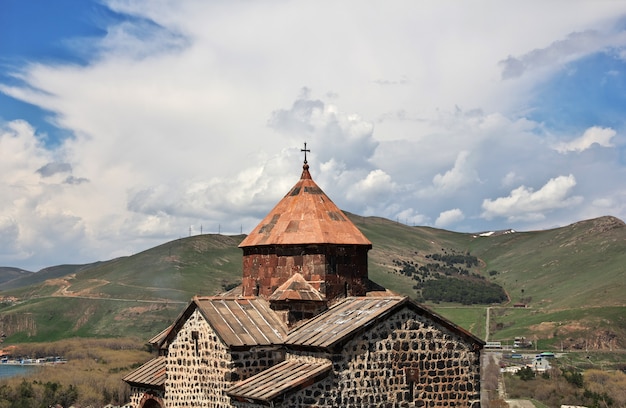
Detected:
[{"left": 1, "top": 359, "right": 66, "bottom": 366}]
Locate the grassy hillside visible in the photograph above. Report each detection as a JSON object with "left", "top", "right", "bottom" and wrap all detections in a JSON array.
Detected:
[
  {"left": 0, "top": 264, "right": 101, "bottom": 291},
  {"left": 0, "top": 297, "right": 181, "bottom": 342},
  {"left": 352, "top": 214, "right": 626, "bottom": 349},
  {"left": 352, "top": 214, "right": 626, "bottom": 311},
  {"left": 0, "top": 234, "right": 245, "bottom": 343},
  {"left": 0, "top": 267, "right": 33, "bottom": 285},
  {"left": 1, "top": 234, "right": 245, "bottom": 303},
  {"left": 466, "top": 216, "right": 626, "bottom": 310},
  {"left": 0, "top": 215, "right": 624, "bottom": 351}
]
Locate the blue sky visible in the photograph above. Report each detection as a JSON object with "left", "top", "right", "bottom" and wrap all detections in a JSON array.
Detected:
[
  {"left": 529, "top": 53, "right": 626, "bottom": 132},
  {"left": 1, "top": 0, "right": 626, "bottom": 271},
  {"left": 0, "top": 0, "right": 124, "bottom": 144}
]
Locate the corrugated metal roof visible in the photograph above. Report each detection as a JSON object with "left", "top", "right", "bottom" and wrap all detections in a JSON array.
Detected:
[
  {"left": 149, "top": 325, "right": 171, "bottom": 347},
  {"left": 195, "top": 297, "right": 287, "bottom": 347},
  {"left": 227, "top": 359, "right": 332, "bottom": 403},
  {"left": 285, "top": 296, "right": 406, "bottom": 349},
  {"left": 239, "top": 164, "right": 372, "bottom": 247},
  {"left": 123, "top": 357, "right": 166, "bottom": 388},
  {"left": 269, "top": 273, "right": 324, "bottom": 302},
  {"left": 285, "top": 296, "right": 484, "bottom": 351}
]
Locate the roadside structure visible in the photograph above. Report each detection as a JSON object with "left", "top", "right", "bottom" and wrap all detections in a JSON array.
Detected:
[{"left": 124, "top": 147, "right": 484, "bottom": 407}]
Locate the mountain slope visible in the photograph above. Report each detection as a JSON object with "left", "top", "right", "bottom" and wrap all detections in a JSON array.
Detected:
[
  {"left": 0, "top": 267, "right": 33, "bottom": 286},
  {"left": 466, "top": 216, "right": 626, "bottom": 310},
  {"left": 1, "top": 234, "right": 245, "bottom": 302},
  {"left": 351, "top": 214, "right": 625, "bottom": 310},
  {"left": 0, "top": 215, "right": 624, "bottom": 348},
  {"left": 0, "top": 264, "right": 103, "bottom": 291}
]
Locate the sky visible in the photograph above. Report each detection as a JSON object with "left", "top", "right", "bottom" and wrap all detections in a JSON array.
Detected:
[{"left": 1, "top": 0, "right": 626, "bottom": 271}]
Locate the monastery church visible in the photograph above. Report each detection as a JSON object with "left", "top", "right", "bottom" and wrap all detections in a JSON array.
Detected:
[{"left": 123, "top": 147, "right": 484, "bottom": 408}]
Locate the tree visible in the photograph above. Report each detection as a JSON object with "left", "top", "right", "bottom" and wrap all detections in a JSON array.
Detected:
[
  {"left": 565, "top": 370, "right": 584, "bottom": 388},
  {"left": 516, "top": 366, "right": 535, "bottom": 381}
]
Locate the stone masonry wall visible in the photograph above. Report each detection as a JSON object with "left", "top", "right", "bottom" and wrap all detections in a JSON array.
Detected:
[
  {"left": 165, "top": 309, "right": 284, "bottom": 407},
  {"left": 127, "top": 386, "right": 164, "bottom": 408},
  {"left": 278, "top": 306, "right": 481, "bottom": 408},
  {"left": 241, "top": 245, "right": 369, "bottom": 300}
]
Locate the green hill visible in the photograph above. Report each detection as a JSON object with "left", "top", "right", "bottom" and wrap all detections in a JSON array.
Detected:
[
  {"left": 0, "top": 215, "right": 624, "bottom": 351},
  {"left": 0, "top": 234, "right": 245, "bottom": 302},
  {"left": 0, "top": 263, "right": 102, "bottom": 291},
  {"left": 0, "top": 267, "right": 33, "bottom": 285},
  {"left": 352, "top": 214, "right": 626, "bottom": 350}
]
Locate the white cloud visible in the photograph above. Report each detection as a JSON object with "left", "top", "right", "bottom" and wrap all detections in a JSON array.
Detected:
[
  {"left": 2, "top": 1, "right": 626, "bottom": 269},
  {"left": 0, "top": 121, "right": 91, "bottom": 265},
  {"left": 346, "top": 170, "right": 396, "bottom": 203},
  {"left": 554, "top": 126, "right": 616, "bottom": 153},
  {"left": 0, "top": 216, "right": 19, "bottom": 255},
  {"left": 499, "top": 29, "right": 626, "bottom": 79},
  {"left": 591, "top": 197, "right": 615, "bottom": 208},
  {"left": 424, "top": 151, "right": 480, "bottom": 196},
  {"left": 435, "top": 209, "right": 465, "bottom": 228},
  {"left": 269, "top": 89, "right": 379, "bottom": 170},
  {"left": 481, "top": 175, "right": 583, "bottom": 222},
  {"left": 502, "top": 172, "right": 522, "bottom": 187}
]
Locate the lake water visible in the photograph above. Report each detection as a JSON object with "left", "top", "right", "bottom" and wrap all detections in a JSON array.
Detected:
[{"left": 0, "top": 364, "right": 39, "bottom": 379}]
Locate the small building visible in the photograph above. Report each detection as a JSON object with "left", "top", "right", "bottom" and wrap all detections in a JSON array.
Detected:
[
  {"left": 514, "top": 337, "right": 532, "bottom": 348},
  {"left": 484, "top": 341, "right": 502, "bottom": 350},
  {"left": 124, "top": 149, "right": 484, "bottom": 407}
]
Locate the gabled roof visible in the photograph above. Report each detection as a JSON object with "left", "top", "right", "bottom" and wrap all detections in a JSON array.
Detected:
[
  {"left": 149, "top": 324, "right": 171, "bottom": 348},
  {"left": 195, "top": 297, "right": 287, "bottom": 346},
  {"left": 161, "top": 297, "right": 287, "bottom": 349},
  {"left": 239, "top": 163, "right": 372, "bottom": 247},
  {"left": 285, "top": 296, "right": 405, "bottom": 350},
  {"left": 285, "top": 296, "right": 485, "bottom": 351},
  {"left": 269, "top": 273, "right": 324, "bottom": 302},
  {"left": 227, "top": 359, "right": 332, "bottom": 405},
  {"left": 123, "top": 357, "right": 166, "bottom": 388}
]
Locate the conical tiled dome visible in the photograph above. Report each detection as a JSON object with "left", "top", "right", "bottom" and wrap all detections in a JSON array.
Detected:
[{"left": 239, "top": 163, "right": 371, "bottom": 248}]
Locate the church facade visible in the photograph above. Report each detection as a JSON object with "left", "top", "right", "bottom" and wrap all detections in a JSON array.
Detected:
[{"left": 123, "top": 151, "right": 483, "bottom": 407}]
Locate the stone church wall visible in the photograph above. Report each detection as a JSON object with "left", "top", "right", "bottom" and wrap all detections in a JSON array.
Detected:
[
  {"left": 164, "top": 309, "right": 284, "bottom": 407},
  {"left": 241, "top": 244, "right": 369, "bottom": 299},
  {"left": 278, "top": 306, "right": 481, "bottom": 408}
]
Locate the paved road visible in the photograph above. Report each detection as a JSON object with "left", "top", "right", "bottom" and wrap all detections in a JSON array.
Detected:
[{"left": 506, "top": 400, "right": 535, "bottom": 408}]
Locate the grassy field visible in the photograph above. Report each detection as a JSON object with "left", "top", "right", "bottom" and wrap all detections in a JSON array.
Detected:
[
  {"left": 0, "top": 297, "right": 185, "bottom": 342},
  {"left": 429, "top": 306, "right": 487, "bottom": 339},
  {"left": 487, "top": 306, "right": 626, "bottom": 350}
]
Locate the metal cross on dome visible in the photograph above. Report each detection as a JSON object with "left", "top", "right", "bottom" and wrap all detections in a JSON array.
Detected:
[{"left": 301, "top": 142, "right": 310, "bottom": 164}]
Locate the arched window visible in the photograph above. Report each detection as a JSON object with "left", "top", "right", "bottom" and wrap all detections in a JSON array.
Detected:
[
  {"left": 141, "top": 399, "right": 163, "bottom": 408},
  {"left": 139, "top": 393, "right": 164, "bottom": 408},
  {"left": 142, "top": 399, "right": 163, "bottom": 408}
]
